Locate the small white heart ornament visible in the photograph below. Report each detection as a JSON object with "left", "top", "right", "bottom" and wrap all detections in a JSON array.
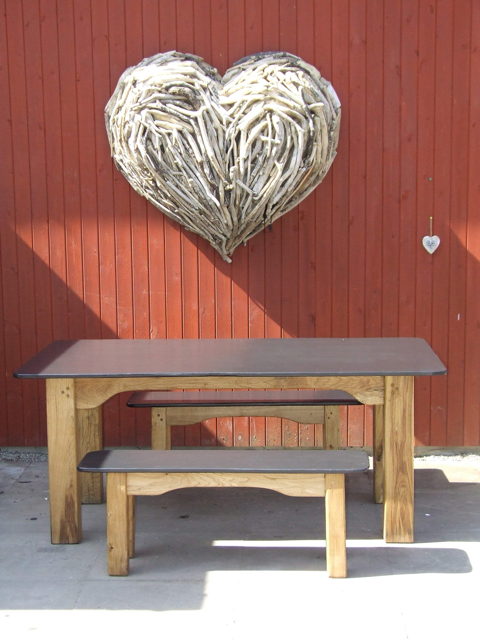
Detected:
[{"left": 422, "top": 235, "right": 440, "bottom": 254}]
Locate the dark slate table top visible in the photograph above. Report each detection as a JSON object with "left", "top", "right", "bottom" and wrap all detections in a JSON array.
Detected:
[{"left": 14, "top": 338, "right": 447, "bottom": 379}]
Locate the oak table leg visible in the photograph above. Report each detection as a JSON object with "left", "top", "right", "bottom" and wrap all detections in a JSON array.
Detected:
[
  {"left": 46, "top": 378, "right": 82, "bottom": 544},
  {"left": 383, "top": 376, "right": 414, "bottom": 543},
  {"left": 78, "top": 406, "right": 104, "bottom": 503}
]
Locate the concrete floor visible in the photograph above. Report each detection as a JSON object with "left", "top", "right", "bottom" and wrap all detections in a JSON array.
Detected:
[{"left": 1, "top": 451, "right": 479, "bottom": 640}]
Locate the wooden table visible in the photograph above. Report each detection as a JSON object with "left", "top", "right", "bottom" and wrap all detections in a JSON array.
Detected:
[{"left": 14, "top": 337, "right": 446, "bottom": 545}]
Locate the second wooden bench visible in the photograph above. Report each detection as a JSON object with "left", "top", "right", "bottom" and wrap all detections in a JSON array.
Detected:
[{"left": 127, "top": 389, "right": 362, "bottom": 449}]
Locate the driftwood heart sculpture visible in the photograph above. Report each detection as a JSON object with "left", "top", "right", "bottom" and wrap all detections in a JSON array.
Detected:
[{"left": 105, "top": 51, "right": 341, "bottom": 261}]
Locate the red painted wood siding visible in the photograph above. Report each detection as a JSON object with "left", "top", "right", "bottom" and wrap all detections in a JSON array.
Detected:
[{"left": 1, "top": 0, "right": 479, "bottom": 448}]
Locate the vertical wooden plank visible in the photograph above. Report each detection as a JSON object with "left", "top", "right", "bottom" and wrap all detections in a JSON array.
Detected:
[
  {"left": 346, "top": 1, "right": 367, "bottom": 447},
  {"left": 313, "top": 0, "right": 333, "bottom": 343},
  {"left": 246, "top": 0, "right": 266, "bottom": 447},
  {"left": 0, "top": 0, "right": 25, "bottom": 445},
  {"left": 262, "top": 0, "right": 282, "bottom": 464},
  {"left": 215, "top": 260, "right": 233, "bottom": 447},
  {"left": 331, "top": 0, "right": 351, "bottom": 444},
  {"left": 279, "top": 0, "right": 299, "bottom": 448},
  {"left": 297, "top": 0, "right": 317, "bottom": 445},
  {"left": 0, "top": 0, "right": 9, "bottom": 445},
  {"left": 74, "top": 0, "right": 102, "bottom": 341},
  {"left": 261, "top": 0, "right": 281, "bottom": 335},
  {"left": 325, "top": 473, "right": 346, "bottom": 578},
  {"left": 102, "top": 0, "right": 127, "bottom": 446},
  {"left": 109, "top": 2, "right": 134, "bottom": 346},
  {"left": 147, "top": 0, "right": 167, "bottom": 344},
  {"left": 297, "top": 28, "right": 320, "bottom": 414},
  {"left": 107, "top": 473, "right": 129, "bottom": 575},
  {"left": 124, "top": 1, "right": 152, "bottom": 447},
  {"left": 446, "top": 0, "right": 470, "bottom": 447},
  {"left": 210, "top": 0, "right": 232, "bottom": 448},
  {"left": 23, "top": 0, "right": 54, "bottom": 372},
  {"left": 25, "top": 0, "right": 49, "bottom": 442},
  {"left": 364, "top": 0, "right": 383, "bottom": 341},
  {"left": 260, "top": 0, "right": 282, "bottom": 448},
  {"left": 192, "top": 0, "right": 217, "bottom": 449},
  {"left": 363, "top": 2, "right": 383, "bottom": 449},
  {"left": 229, "top": 0, "right": 250, "bottom": 448},
  {"left": 57, "top": 0, "right": 85, "bottom": 340},
  {"left": 231, "top": 247, "right": 250, "bottom": 449},
  {"left": 177, "top": 1, "right": 199, "bottom": 348},
  {"left": 125, "top": 5, "right": 149, "bottom": 333},
  {"left": 347, "top": 0, "right": 366, "bottom": 339},
  {"left": 382, "top": 0, "right": 401, "bottom": 337},
  {"left": 179, "top": 0, "right": 201, "bottom": 447},
  {"left": 398, "top": 0, "right": 418, "bottom": 337},
  {"left": 430, "top": 0, "right": 453, "bottom": 447},
  {"left": 330, "top": 0, "right": 349, "bottom": 339},
  {"left": 91, "top": 0, "right": 121, "bottom": 448},
  {"left": 279, "top": 0, "right": 299, "bottom": 340},
  {"left": 464, "top": 0, "right": 480, "bottom": 446},
  {"left": 383, "top": 376, "right": 414, "bottom": 543},
  {"left": 5, "top": 0, "right": 39, "bottom": 445},
  {"left": 46, "top": 378, "right": 81, "bottom": 544},
  {"left": 91, "top": 0, "right": 118, "bottom": 339},
  {"left": 159, "top": 0, "right": 183, "bottom": 438},
  {"left": 261, "top": 0, "right": 279, "bottom": 51},
  {"left": 198, "top": 249, "right": 217, "bottom": 448},
  {"left": 176, "top": 3, "right": 198, "bottom": 335},
  {"left": 414, "top": 0, "right": 436, "bottom": 446}
]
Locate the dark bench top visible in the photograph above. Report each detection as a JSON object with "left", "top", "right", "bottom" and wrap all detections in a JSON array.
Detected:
[
  {"left": 127, "top": 389, "right": 361, "bottom": 407},
  {"left": 14, "top": 337, "right": 447, "bottom": 378},
  {"left": 78, "top": 449, "right": 369, "bottom": 474}
]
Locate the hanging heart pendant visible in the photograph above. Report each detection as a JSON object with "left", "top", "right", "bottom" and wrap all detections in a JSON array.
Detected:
[{"left": 422, "top": 235, "right": 440, "bottom": 254}]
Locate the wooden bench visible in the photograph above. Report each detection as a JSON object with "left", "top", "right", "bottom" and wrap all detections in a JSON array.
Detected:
[
  {"left": 78, "top": 448, "right": 369, "bottom": 578},
  {"left": 127, "top": 389, "right": 362, "bottom": 450}
]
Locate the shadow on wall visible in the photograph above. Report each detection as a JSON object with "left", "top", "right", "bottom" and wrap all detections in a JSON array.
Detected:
[{"left": 2, "top": 228, "right": 145, "bottom": 447}]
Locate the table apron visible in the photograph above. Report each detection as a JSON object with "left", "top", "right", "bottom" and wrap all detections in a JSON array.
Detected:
[{"left": 73, "top": 375, "right": 385, "bottom": 409}]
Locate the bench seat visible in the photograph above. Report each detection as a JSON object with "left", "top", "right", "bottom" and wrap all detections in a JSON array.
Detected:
[
  {"left": 127, "top": 389, "right": 361, "bottom": 407},
  {"left": 79, "top": 448, "right": 369, "bottom": 578}
]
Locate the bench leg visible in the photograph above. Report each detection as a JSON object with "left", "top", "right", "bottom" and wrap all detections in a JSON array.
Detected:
[
  {"left": 323, "top": 406, "right": 341, "bottom": 449},
  {"left": 78, "top": 407, "right": 104, "bottom": 504},
  {"left": 107, "top": 473, "right": 129, "bottom": 576},
  {"left": 373, "top": 404, "right": 384, "bottom": 503},
  {"left": 151, "top": 407, "right": 170, "bottom": 449},
  {"left": 325, "top": 474, "right": 347, "bottom": 578}
]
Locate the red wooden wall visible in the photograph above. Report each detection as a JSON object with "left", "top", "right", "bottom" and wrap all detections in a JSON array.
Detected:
[{"left": 1, "top": 0, "right": 479, "bottom": 448}]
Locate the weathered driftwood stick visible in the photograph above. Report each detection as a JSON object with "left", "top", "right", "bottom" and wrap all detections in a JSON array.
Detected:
[{"left": 105, "top": 51, "right": 341, "bottom": 261}]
